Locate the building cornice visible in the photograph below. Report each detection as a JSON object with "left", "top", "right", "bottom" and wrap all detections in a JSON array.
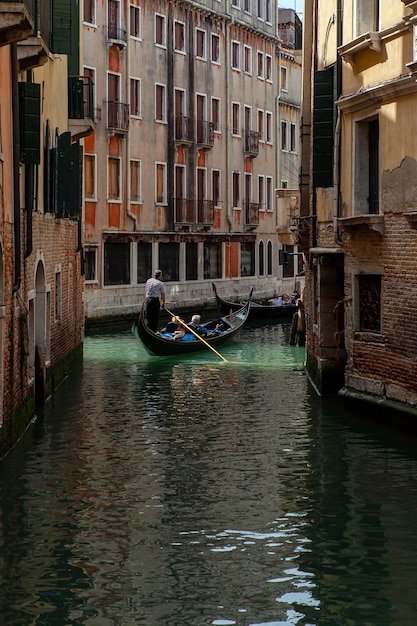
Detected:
[{"left": 336, "top": 74, "right": 417, "bottom": 113}]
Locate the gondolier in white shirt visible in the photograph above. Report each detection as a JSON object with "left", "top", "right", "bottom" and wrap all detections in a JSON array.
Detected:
[{"left": 145, "top": 270, "right": 166, "bottom": 332}]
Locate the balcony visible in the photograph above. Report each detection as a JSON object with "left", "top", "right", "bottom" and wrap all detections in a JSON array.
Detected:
[
  {"left": 174, "top": 198, "right": 195, "bottom": 225},
  {"left": 107, "top": 25, "right": 127, "bottom": 48},
  {"left": 107, "top": 101, "right": 129, "bottom": 133},
  {"left": 197, "top": 200, "right": 214, "bottom": 226},
  {"left": 244, "top": 202, "right": 260, "bottom": 229},
  {"left": 244, "top": 130, "right": 260, "bottom": 156},
  {"left": 196, "top": 120, "right": 214, "bottom": 148},
  {"left": 0, "top": 0, "right": 34, "bottom": 46},
  {"left": 68, "top": 76, "right": 95, "bottom": 141},
  {"left": 16, "top": 0, "right": 51, "bottom": 70},
  {"left": 174, "top": 115, "right": 194, "bottom": 145}
]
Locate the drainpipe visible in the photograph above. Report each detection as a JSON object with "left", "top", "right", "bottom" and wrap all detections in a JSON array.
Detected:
[
  {"left": 333, "top": 0, "right": 343, "bottom": 242},
  {"left": 125, "top": 6, "right": 137, "bottom": 231},
  {"left": 11, "top": 43, "right": 21, "bottom": 293}
]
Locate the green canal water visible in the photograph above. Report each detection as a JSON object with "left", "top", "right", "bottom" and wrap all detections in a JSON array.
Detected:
[{"left": 1, "top": 320, "right": 417, "bottom": 625}]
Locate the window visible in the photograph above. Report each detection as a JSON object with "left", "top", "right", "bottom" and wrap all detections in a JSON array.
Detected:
[
  {"left": 244, "top": 45, "right": 252, "bottom": 74},
  {"left": 186, "top": 242, "right": 198, "bottom": 281},
  {"left": 355, "top": 0, "right": 379, "bottom": 37},
  {"left": 244, "top": 0, "right": 251, "bottom": 11},
  {"left": 212, "top": 97, "right": 220, "bottom": 132},
  {"left": 155, "top": 162, "right": 166, "bottom": 204},
  {"left": 85, "top": 248, "right": 97, "bottom": 281},
  {"left": 211, "top": 33, "right": 220, "bottom": 63},
  {"left": 265, "top": 55, "right": 272, "bottom": 81},
  {"left": 257, "top": 51, "right": 264, "bottom": 78},
  {"left": 130, "top": 5, "right": 141, "bottom": 38},
  {"left": 159, "top": 243, "right": 179, "bottom": 281},
  {"left": 232, "top": 0, "right": 241, "bottom": 7},
  {"left": 212, "top": 170, "right": 221, "bottom": 206},
  {"left": 259, "top": 241, "right": 264, "bottom": 276},
  {"left": 108, "top": 157, "right": 121, "bottom": 200},
  {"left": 267, "top": 240, "right": 272, "bottom": 275},
  {"left": 196, "top": 28, "right": 206, "bottom": 59},
  {"left": 155, "top": 13, "right": 166, "bottom": 46},
  {"left": 84, "top": 154, "right": 96, "bottom": 199},
  {"left": 266, "top": 112, "right": 272, "bottom": 143},
  {"left": 104, "top": 242, "right": 131, "bottom": 285},
  {"left": 204, "top": 242, "right": 222, "bottom": 279},
  {"left": 83, "top": 66, "right": 96, "bottom": 119},
  {"left": 55, "top": 269, "right": 62, "bottom": 321},
  {"left": 359, "top": 274, "right": 381, "bottom": 332},
  {"left": 232, "top": 103, "right": 240, "bottom": 135},
  {"left": 281, "top": 66, "right": 287, "bottom": 91},
  {"left": 355, "top": 117, "right": 379, "bottom": 214},
  {"left": 137, "top": 242, "right": 152, "bottom": 283},
  {"left": 174, "top": 20, "right": 185, "bottom": 52},
  {"left": 108, "top": 0, "right": 121, "bottom": 40},
  {"left": 155, "top": 83, "right": 166, "bottom": 121},
  {"left": 232, "top": 41, "right": 240, "bottom": 69},
  {"left": 130, "top": 159, "right": 141, "bottom": 202},
  {"left": 266, "top": 176, "right": 273, "bottom": 211},
  {"left": 84, "top": 0, "right": 96, "bottom": 24},
  {"left": 258, "top": 175, "right": 264, "bottom": 211},
  {"left": 290, "top": 123, "right": 296, "bottom": 152},
  {"left": 258, "top": 109, "right": 264, "bottom": 141},
  {"left": 257, "top": 0, "right": 264, "bottom": 20},
  {"left": 130, "top": 78, "right": 141, "bottom": 117},
  {"left": 241, "top": 243, "right": 255, "bottom": 276},
  {"left": 233, "top": 171, "right": 240, "bottom": 207},
  {"left": 282, "top": 244, "right": 294, "bottom": 278},
  {"left": 266, "top": 0, "right": 272, "bottom": 23},
  {"left": 281, "top": 121, "right": 287, "bottom": 150}
]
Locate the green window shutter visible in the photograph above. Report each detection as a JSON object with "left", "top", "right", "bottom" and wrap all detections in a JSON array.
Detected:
[
  {"left": 19, "top": 82, "right": 41, "bottom": 165},
  {"left": 313, "top": 66, "right": 335, "bottom": 189},
  {"left": 68, "top": 142, "right": 83, "bottom": 219},
  {"left": 57, "top": 131, "right": 71, "bottom": 217},
  {"left": 52, "top": 0, "right": 72, "bottom": 55}
]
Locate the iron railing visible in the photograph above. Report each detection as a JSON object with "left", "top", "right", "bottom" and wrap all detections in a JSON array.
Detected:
[
  {"left": 196, "top": 120, "right": 214, "bottom": 147},
  {"left": 244, "top": 130, "right": 260, "bottom": 155},
  {"left": 197, "top": 199, "right": 214, "bottom": 225},
  {"left": 107, "top": 101, "right": 129, "bottom": 132},
  {"left": 174, "top": 115, "right": 194, "bottom": 143},
  {"left": 244, "top": 202, "right": 260, "bottom": 227}
]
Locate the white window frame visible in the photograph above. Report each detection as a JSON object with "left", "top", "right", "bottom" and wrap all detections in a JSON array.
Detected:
[
  {"left": 244, "top": 45, "right": 252, "bottom": 75},
  {"left": 257, "top": 109, "right": 264, "bottom": 142},
  {"left": 266, "top": 176, "right": 273, "bottom": 211},
  {"left": 83, "top": 0, "right": 96, "bottom": 26},
  {"left": 130, "top": 77, "right": 141, "bottom": 117},
  {"left": 257, "top": 51, "right": 264, "bottom": 79},
  {"left": 130, "top": 4, "right": 141, "bottom": 40},
  {"left": 265, "top": 54, "right": 272, "bottom": 82},
  {"left": 130, "top": 158, "right": 142, "bottom": 203},
  {"left": 155, "top": 13, "right": 166, "bottom": 48},
  {"left": 232, "top": 40, "right": 240, "bottom": 70},
  {"left": 266, "top": 111, "right": 272, "bottom": 144},
  {"left": 107, "top": 155, "right": 122, "bottom": 202},
  {"left": 155, "top": 82, "right": 167, "bottom": 122},
  {"left": 196, "top": 27, "right": 207, "bottom": 60},
  {"left": 85, "top": 246, "right": 98, "bottom": 283},
  {"left": 232, "top": 102, "right": 240, "bottom": 136},
  {"left": 174, "top": 19, "right": 186, "bottom": 53},
  {"left": 155, "top": 162, "right": 167, "bottom": 205},
  {"left": 212, "top": 169, "right": 222, "bottom": 208},
  {"left": 211, "top": 96, "right": 221, "bottom": 133},
  {"left": 84, "top": 153, "right": 97, "bottom": 201},
  {"left": 281, "top": 120, "right": 288, "bottom": 151},
  {"left": 211, "top": 33, "right": 220, "bottom": 64},
  {"left": 258, "top": 175, "right": 265, "bottom": 212}
]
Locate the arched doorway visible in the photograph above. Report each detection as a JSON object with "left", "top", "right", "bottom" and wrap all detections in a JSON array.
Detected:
[{"left": 34, "top": 261, "right": 47, "bottom": 404}]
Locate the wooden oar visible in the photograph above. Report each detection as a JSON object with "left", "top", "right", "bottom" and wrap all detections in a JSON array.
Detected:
[{"left": 163, "top": 306, "right": 230, "bottom": 363}]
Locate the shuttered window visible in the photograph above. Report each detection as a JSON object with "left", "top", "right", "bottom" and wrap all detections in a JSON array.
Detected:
[
  {"left": 313, "top": 66, "right": 335, "bottom": 189},
  {"left": 19, "top": 82, "right": 41, "bottom": 165}
]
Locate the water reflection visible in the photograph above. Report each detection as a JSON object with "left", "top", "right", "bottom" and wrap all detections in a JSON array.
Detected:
[{"left": 0, "top": 323, "right": 417, "bottom": 625}]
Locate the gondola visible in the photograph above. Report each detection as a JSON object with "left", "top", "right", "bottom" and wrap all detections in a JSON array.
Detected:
[
  {"left": 132, "top": 298, "right": 251, "bottom": 356},
  {"left": 212, "top": 282, "right": 297, "bottom": 320}
]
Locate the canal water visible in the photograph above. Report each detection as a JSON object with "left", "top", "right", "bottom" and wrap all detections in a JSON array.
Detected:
[{"left": 1, "top": 320, "right": 417, "bottom": 626}]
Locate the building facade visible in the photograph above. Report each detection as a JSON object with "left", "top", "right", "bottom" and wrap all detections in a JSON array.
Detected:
[
  {"left": 0, "top": 0, "right": 86, "bottom": 457},
  {"left": 301, "top": 0, "right": 417, "bottom": 421},
  {"left": 82, "top": 0, "right": 302, "bottom": 320}
]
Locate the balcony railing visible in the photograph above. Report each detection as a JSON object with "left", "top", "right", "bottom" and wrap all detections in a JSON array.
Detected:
[
  {"left": 107, "top": 25, "right": 127, "bottom": 46},
  {"left": 197, "top": 199, "right": 214, "bottom": 225},
  {"left": 244, "top": 130, "right": 260, "bottom": 156},
  {"left": 244, "top": 202, "right": 260, "bottom": 228},
  {"left": 196, "top": 120, "right": 214, "bottom": 147},
  {"left": 174, "top": 198, "right": 195, "bottom": 224},
  {"left": 68, "top": 76, "right": 95, "bottom": 120},
  {"left": 174, "top": 115, "right": 194, "bottom": 144},
  {"left": 107, "top": 101, "right": 129, "bottom": 132}
]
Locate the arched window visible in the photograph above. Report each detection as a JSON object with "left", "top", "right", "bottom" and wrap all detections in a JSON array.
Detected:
[
  {"left": 267, "top": 240, "right": 272, "bottom": 275},
  {"left": 259, "top": 240, "right": 264, "bottom": 276}
]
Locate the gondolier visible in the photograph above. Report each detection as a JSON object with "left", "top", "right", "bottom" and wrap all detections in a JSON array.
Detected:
[{"left": 145, "top": 270, "right": 165, "bottom": 332}]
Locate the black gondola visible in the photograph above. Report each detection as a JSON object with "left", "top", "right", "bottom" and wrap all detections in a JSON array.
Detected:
[
  {"left": 132, "top": 298, "right": 251, "bottom": 356},
  {"left": 212, "top": 282, "right": 297, "bottom": 319}
]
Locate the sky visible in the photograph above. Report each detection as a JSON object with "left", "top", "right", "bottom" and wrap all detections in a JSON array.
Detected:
[{"left": 278, "top": 0, "right": 304, "bottom": 17}]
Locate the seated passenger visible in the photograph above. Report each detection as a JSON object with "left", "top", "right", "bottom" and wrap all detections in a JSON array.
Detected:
[
  {"left": 188, "top": 314, "right": 208, "bottom": 335},
  {"left": 173, "top": 325, "right": 186, "bottom": 340},
  {"left": 269, "top": 295, "right": 283, "bottom": 306},
  {"left": 162, "top": 317, "right": 179, "bottom": 334}
]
